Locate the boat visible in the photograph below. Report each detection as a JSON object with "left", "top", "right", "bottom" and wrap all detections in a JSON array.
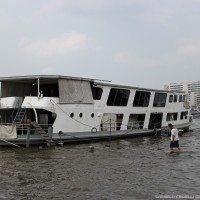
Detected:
[{"left": 0, "top": 75, "right": 192, "bottom": 147}]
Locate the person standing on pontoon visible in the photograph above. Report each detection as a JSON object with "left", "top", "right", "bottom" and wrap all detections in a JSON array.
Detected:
[{"left": 168, "top": 123, "right": 181, "bottom": 152}]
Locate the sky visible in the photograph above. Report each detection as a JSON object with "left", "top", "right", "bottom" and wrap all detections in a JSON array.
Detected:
[{"left": 0, "top": 0, "right": 200, "bottom": 89}]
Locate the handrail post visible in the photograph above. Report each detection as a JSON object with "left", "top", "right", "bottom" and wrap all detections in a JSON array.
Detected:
[
  {"left": 26, "top": 125, "right": 30, "bottom": 148},
  {"left": 37, "top": 78, "right": 40, "bottom": 98},
  {"left": 109, "top": 119, "right": 111, "bottom": 145}
]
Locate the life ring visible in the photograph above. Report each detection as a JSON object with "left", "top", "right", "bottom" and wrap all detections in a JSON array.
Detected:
[{"left": 91, "top": 127, "right": 97, "bottom": 133}]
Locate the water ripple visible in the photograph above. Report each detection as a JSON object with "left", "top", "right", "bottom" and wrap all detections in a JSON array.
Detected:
[{"left": 1, "top": 121, "right": 200, "bottom": 199}]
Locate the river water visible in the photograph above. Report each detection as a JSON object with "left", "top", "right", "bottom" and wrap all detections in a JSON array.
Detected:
[{"left": 0, "top": 119, "right": 200, "bottom": 200}]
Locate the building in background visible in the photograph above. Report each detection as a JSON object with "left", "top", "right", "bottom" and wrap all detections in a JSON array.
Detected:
[{"left": 164, "top": 81, "right": 200, "bottom": 109}]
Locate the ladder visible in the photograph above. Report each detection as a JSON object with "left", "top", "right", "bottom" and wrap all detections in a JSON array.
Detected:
[
  {"left": 13, "top": 107, "right": 26, "bottom": 124},
  {"left": 30, "top": 121, "right": 55, "bottom": 146}
]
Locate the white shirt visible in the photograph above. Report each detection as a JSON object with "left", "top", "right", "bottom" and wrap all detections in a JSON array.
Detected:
[{"left": 170, "top": 128, "right": 179, "bottom": 141}]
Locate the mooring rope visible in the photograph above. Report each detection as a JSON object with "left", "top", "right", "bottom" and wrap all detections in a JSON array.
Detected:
[{"left": 0, "top": 138, "right": 24, "bottom": 148}]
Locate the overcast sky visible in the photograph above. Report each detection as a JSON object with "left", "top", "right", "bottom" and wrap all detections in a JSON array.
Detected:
[{"left": 0, "top": 0, "right": 200, "bottom": 89}]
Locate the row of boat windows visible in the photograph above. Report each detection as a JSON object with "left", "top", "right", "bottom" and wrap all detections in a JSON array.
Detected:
[
  {"left": 169, "top": 94, "right": 185, "bottom": 103},
  {"left": 166, "top": 111, "right": 188, "bottom": 121},
  {"left": 67, "top": 111, "right": 188, "bottom": 132},
  {"left": 70, "top": 112, "right": 95, "bottom": 118},
  {"left": 92, "top": 87, "right": 185, "bottom": 107},
  {"left": 68, "top": 111, "right": 188, "bottom": 121}
]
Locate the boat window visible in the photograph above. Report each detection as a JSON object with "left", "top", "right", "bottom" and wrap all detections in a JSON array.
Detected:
[
  {"left": 79, "top": 113, "right": 83, "bottom": 118},
  {"left": 153, "top": 93, "right": 167, "bottom": 107},
  {"left": 183, "top": 95, "right": 186, "bottom": 102},
  {"left": 169, "top": 95, "right": 173, "bottom": 103},
  {"left": 166, "top": 113, "right": 178, "bottom": 121},
  {"left": 100, "top": 113, "right": 123, "bottom": 131},
  {"left": 0, "top": 110, "right": 13, "bottom": 123},
  {"left": 40, "top": 83, "right": 59, "bottom": 97},
  {"left": 1, "top": 81, "right": 32, "bottom": 97},
  {"left": 70, "top": 113, "right": 74, "bottom": 118},
  {"left": 107, "top": 88, "right": 130, "bottom": 106},
  {"left": 179, "top": 95, "right": 183, "bottom": 102},
  {"left": 174, "top": 95, "right": 177, "bottom": 102},
  {"left": 148, "top": 113, "right": 163, "bottom": 129},
  {"left": 128, "top": 114, "right": 145, "bottom": 129},
  {"left": 91, "top": 113, "right": 94, "bottom": 118},
  {"left": 133, "top": 91, "right": 151, "bottom": 107},
  {"left": 180, "top": 111, "right": 188, "bottom": 120},
  {"left": 91, "top": 87, "right": 103, "bottom": 100}
]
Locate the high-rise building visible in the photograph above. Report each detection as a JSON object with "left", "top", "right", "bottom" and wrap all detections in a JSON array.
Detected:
[{"left": 165, "top": 81, "right": 200, "bottom": 107}]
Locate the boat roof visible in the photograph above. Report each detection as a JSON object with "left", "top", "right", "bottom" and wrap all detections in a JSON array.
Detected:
[
  {"left": 0, "top": 75, "right": 94, "bottom": 84},
  {"left": 0, "top": 75, "right": 184, "bottom": 94}
]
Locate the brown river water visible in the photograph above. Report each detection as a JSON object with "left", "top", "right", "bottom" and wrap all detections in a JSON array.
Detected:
[{"left": 0, "top": 119, "right": 200, "bottom": 200}]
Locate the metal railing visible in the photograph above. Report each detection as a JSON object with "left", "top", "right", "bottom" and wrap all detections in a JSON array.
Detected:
[
  {"left": 127, "top": 121, "right": 144, "bottom": 129},
  {"left": 0, "top": 123, "right": 53, "bottom": 135}
]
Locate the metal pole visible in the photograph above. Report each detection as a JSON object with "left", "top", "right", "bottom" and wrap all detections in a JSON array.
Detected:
[
  {"left": 154, "top": 124, "right": 157, "bottom": 136},
  {"left": 48, "top": 126, "right": 53, "bottom": 139},
  {"left": 26, "top": 125, "right": 30, "bottom": 148},
  {"left": 105, "top": 119, "right": 112, "bottom": 147},
  {"left": 37, "top": 78, "right": 40, "bottom": 98},
  {"left": 109, "top": 119, "right": 111, "bottom": 144}
]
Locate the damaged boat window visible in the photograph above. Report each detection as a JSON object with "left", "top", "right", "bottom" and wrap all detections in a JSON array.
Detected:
[
  {"left": 153, "top": 93, "right": 167, "bottom": 107},
  {"left": 133, "top": 91, "right": 151, "bottom": 107},
  {"left": 107, "top": 88, "right": 130, "bottom": 106}
]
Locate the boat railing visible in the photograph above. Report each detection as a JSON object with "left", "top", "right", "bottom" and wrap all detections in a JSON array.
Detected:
[
  {"left": 101, "top": 120, "right": 145, "bottom": 131},
  {"left": 148, "top": 121, "right": 162, "bottom": 129},
  {"left": 0, "top": 123, "right": 53, "bottom": 135},
  {"left": 127, "top": 121, "right": 144, "bottom": 129},
  {"left": 18, "top": 123, "right": 53, "bottom": 134},
  {"left": 101, "top": 121, "right": 122, "bottom": 131}
]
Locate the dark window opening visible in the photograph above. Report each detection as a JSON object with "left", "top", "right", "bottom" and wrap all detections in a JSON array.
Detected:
[
  {"left": 133, "top": 91, "right": 151, "bottom": 107},
  {"left": 0, "top": 110, "right": 15, "bottom": 123},
  {"left": 180, "top": 111, "right": 188, "bottom": 120},
  {"left": 107, "top": 88, "right": 130, "bottom": 106},
  {"left": 174, "top": 95, "right": 177, "bottom": 102},
  {"left": 148, "top": 113, "right": 163, "bottom": 129},
  {"left": 169, "top": 95, "right": 173, "bottom": 103},
  {"left": 91, "top": 86, "right": 103, "bottom": 100},
  {"left": 153, "top": 93, "right": 167, "bottom": 107},
  {"left": 36, "top": 83, "right": 59, "bottom": 97},
  {"left": 179, "top": 95, "right": 183, "bottom": 102}
]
